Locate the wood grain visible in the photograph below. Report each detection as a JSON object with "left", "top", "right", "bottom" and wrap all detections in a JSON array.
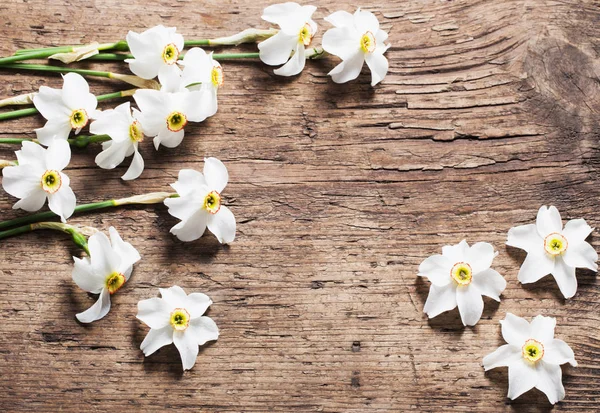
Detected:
[{"left": 1, "top": 0, "right": 599, "bottom": 411}]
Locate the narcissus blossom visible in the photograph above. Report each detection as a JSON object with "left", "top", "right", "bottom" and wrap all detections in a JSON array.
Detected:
[
  {"left": 90, "top": 102, "right": 145, "bottom": 180},
  {"left": 125, "top": 25, "right": 184, "bottom": 80},
  {"left": 179, "top": 47, "right": 222, "bottom": 117},
  {"left": 72, "top": 227, "right": 141, "bottom": 323},
  {"left": 419, "top": 240, "right": 506, "bottom": 326},
  {"left": 137, "top": 286, "right": 219, "bottom": 371},
  {"left": 165, "top": 158, "right": 236, "bottom": 244},
  {"left": 483, "top": 313, "right": 577, "bottom": 404},
  {"left": 2, "top": 140, "right": 76, "bottom": 222},
  {"left": 133, "top": 88, "right": 211, "bottom": 150},
  {"left": 33, "top": 73, "right": 98, "bottom": 145},
  {"left": 322, "top": 8, "right": 391, "bottom": 86},
  {"left": 507, "top": 206, "right": 597, "bottom": 299},
  {"left": 258, "top": 2, "right": 318, "bottom": 76}
]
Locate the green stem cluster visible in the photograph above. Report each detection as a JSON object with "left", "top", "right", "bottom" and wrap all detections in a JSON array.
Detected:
[{"left": 0, "top": 134, "right": 111, "bottom": 148}]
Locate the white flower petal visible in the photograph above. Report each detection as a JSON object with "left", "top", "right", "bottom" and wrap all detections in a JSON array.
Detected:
[
  {"left": 88, "top": 230, "right": 120, "bottom": 277},
  {"left": 173, "top": 330, "right": 199, "bottom": 371},
  {"left": 551, "top": 257, "right": 577, "bottom": 299},
  {"left": 273, "top": 43, "right": 306, "bottom": 77},
  {"left": 423, "top": 283, "right": 457, "bottom": 319},
  {"left": 506, "top": 223, "right": 541, "bottom": 253},
  {"left": 164, "top": 194, "right": 202, "bottom": 221},
  {"left": 95, "top": 140, "right": 129, "bottom": 170},
  {"left": 159, "top": 285, "right": 188, "bottom": 308},
  {"left": 186, "top": 293, "right": 212, "bottom": 319},
  {"left": 170, "top": 168, "right": 207, "bottom": 196},
  {"left": 108, "top": 226, "right": 140, "bottom": 277},
  {"left": 207, "top": 205, "right": 236, "bottom": 244},
  {"left": 442, "top": 240, "right": 469, "bottom": 264},
  {"left": 456, "top": 285, "right": 484, "bottom": 326},
  {"left": 140, "top": 325, "right": 174, "bottom": 357},
  {"left": 324, "top": 10, "right": 354, "bottom": 27},
  {"left": 535, "top": 361, "right": 565, "bottom": 404},
  {"left": 500, "top": 313, "right": 530, "bottom": 346},
  {"left": 262, "top": 2, "right": 303, "bottom": 31},
  {"left": 354, "top": 8, "right": 380, "bottom": 34},
  {"left": 133, "top": 89, "right": 168, "bottom": 119},
  {"left": 76, "top": 288, "right": 111, "bottom": 323},
  {"left": 72, "top": 256, "right": 104, "bottom": 293},
  {"left": 45, "top": 139, "right": 71, "bottom": 171},
  {"left": 529, "top": 315, "right": 556, "bottom": 344},
  {"left": 328, "top": 51, "right": 365, "bottom": 84},
  {"left": 562, "top": 218, "right": 593, "bottom": 244},
  {"left": 126, "top": 29, "right": 160, "bottom": 59},
  {"left": 322, "top": 26, "right": 361, "bottom": 61},
  {"left": 13, "top": 190, "right": 47, "bottom": 212},
  {"left": 89, "top": 104, "right": 131, "bottom": 142},
  {"left": 517, "top": 246, "right": 555, "bottom": 284},
  {"left": 365, "top": 51, "right": 388, "bottom": 86},
  {"left": 158, "top": 65, "right": 184, "bottom": 92},
  {"left": 507, "top": 359, "right": 538, "bottom": 400},
  {"left": 2, "top": 165, "right": 43, "bottom": 200},
  {"left": 62, "top": 73, "right": 97, "bottom": 112},
  {"left": 465, "top": 242, "right": 496, "bottom": 274},
  {"left": 170, "top": 209, "right": 208, "bottom": 242},
  {"left": 258, "top": 31, "right": 297, "bottom": 66},
  {"left": 35, "top": 118, "right": 72, "bottom": 145},
  {"left": 417, "top": 254, "right": 452, "bottom": 287},
  {"left": 47, "top": 181, "right": 76, "bottom": 223},
  {"left": 482, "top": 344, "right": 522, "bottom": 371},
  {"left": 536, "top": 205, "right": 563, "bottom": 238},
  {"left": 137, "top": 297, "right": 172, "bottom": 329},
  {"left": 15, "top": 140, "right": 47, "bottom": 166},
  {"left": 33, "top": 86, "right": 70, "bottom": 120},
  {"left": 121, "top": 148, "right": 145, "bottom": 181},
  {"left": 154, "top": 128, "right": 185, "bottom": 150},
  {"left": 563, "top": 239, "right": 598, "bottom": 272},
  {"left": 188, "top": 316, "right": 219, "bottom": 346},
  {"left": 544, "top": 339, "right": 577, "bottom": 367},
  {"left": 471, "top": 268, "right": 506, "bottom": 301},
  {"left": 203, "top": 157, "right": 228, "bottom": 193}
]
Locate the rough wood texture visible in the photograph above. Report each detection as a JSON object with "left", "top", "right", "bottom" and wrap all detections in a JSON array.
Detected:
[{"left": 1, "top": 0, "right": 599, "bottom": 411}]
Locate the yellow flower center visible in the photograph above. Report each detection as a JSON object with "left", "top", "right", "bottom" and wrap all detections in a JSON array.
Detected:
[
  {"left": 522, "top": 339, "right": 544, "bottom": 363},
  {"left": 40, "top": 170, "right": 62, "bottom": 194},
  {"left": 105, "top": 272, "right": 126, "bottom": 294},
  {"left": 162, "top": 43, "right": 179, "bottom": 65},
  {"left": 298, "top": 23, "right": 314, "bottom": 46},
  {"left": 203, "top": 190, "right": 221, "bottom": 214},
  {"left": 129, "top": 120, "right": 144, "bottom": 142},
  {"left": 70, "top": 108, "right": 89, "bottom": 129},
  {"left": 451, "top": 262, "right": 472, "bottom": 286},
  {"left": 544, "top": 233, "right": 568, "bottom": 256},
  {"left": 360, "top": 31, "right": 376, "bottom": 53},
  {"left": 170, "top": 308, "right": 190, "bottom": 331},
  {"left": 211, "top": 64, "right": 224, "bottom": 88},
  {"left": 166, "top": 111, "right": 187, "bottom": 132}
]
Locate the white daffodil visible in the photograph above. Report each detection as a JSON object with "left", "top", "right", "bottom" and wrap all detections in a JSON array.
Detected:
[
  {"left": 137, "top": 286, "right": 219, "bottom": 371},
  {"left": 133, "top": 88, "right": 210, "bottom": 150},
  {"left": 33, "top": 73, "right": 98, "bottom": 145},
  {"left": 125, "top": 25, "right": 184, "bottom": 80},
  {"left": 507, "top": 206, "right": 597, "bottom": 299},
  {"left": 179, "top": 47, "right": 222, "bottom": 117},
  {"left": 258, "top": 2, "right": 317, "bottom": 76},
  {"left": 90, "top": 102, "right": 145, "bottom": 180},
  {"left": 164, "top": 158, "right": 236, "bottom": 244},
  {"left": 322, "top": 8, "right": 391, "bottom": 86},
  {"left": 483, "top": 313, "right": 577, "bottom": 404},
  {"left": 2, "top": 140, "right": 75, "bottom": 222},
  {"left": 72, "top": 227, "right": 140, "bottom": 323},
  {"left": 419, "top": 240, "right": 507, "bottom": 326}
]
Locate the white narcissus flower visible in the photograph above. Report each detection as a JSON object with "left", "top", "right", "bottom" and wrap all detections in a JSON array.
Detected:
[
  {"left": 125, "top": 25, "right": 184, "bottom": 80},
  {"left": 90, "top": 102, "right": 145, "bottom": 180},
  {"left": 483, "top": 313, "right": 577, "bottom": 404},
  {"left": 419, "top": 240, "right": 507, "bottom": 326},
  {"left": 179, "top": 47, "right": 222, "bottom": 117},
  {"left": 1, "top": 140, "right": 76, "bottom": 222},
  {"left": 258, "top": 2, "right": 317, "bottom": 76},
  {"left": 164, "top": 158, "right": 236, "bottom": 244},
  {"left": 72, "top": 227, "right": 141, "bottom": 323},
  {"left": 322, "top": 8, "right": 391, "bottom": 86},
  {"left": 507, "top": 206, "right": 598, "bottom": 299},
  {"left": 137, "top": 286, "right": 219, "bottom": 371},
  {"left": 33, "top": 73, "right": 98, "bottom": 145},
  {"left": 133, "top": 88, "right": 209, "bottom": 150}
]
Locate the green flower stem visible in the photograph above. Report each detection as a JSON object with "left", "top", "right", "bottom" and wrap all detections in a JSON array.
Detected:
[
  {"left": 88, "top": 52, "right": 262, "bottom": 61},
  {"left": 1, "top": 42, "right": 128, "bottom": 64},
  {"left": 2, "top": 63, "right": 115, "bottom": 78},
  {"left": 0, "top": 134, "right": 111, "bottom": 148},
  {"left": 0, "top": 222, "right": 91, "bottom": 254},
  {"left": 0, "top": 89, "right": 136, "bottom": 121},
  {"left": 0, "top": 192, "right": 177, "bottom": 231}
]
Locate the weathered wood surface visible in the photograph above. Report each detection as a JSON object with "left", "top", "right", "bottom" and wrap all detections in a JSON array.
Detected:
[{"left": 1, "top": 0, "right": 599, "bottom": 411}]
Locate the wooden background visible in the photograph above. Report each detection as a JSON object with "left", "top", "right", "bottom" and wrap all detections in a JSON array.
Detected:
[{"left": 1, "top": 0, "right": 599, "bottom": 411}]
